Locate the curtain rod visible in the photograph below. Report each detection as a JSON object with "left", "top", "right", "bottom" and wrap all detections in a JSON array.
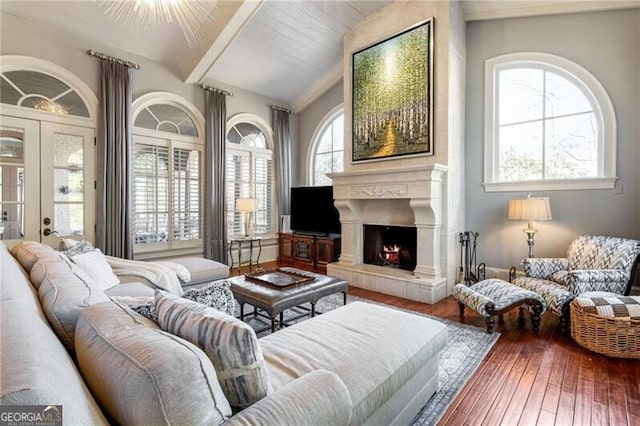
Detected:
[
  {"left": 271, "top": 105, "right": 293, "bottom": 114},
  {"left": 200, "top": 84, "right": 233, "bottom": 97},
  {"left": 87, "top": 50, "right": 140, "bottom": 69}
]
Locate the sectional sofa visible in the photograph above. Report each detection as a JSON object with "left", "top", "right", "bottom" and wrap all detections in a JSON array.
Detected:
[{"left": 0, "top": 241, "right": 448, "bottom": 425}]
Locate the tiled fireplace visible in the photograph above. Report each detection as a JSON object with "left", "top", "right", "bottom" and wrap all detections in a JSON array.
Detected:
[{"left": 327, "top": 166, "right": 448, "bottom": 303}]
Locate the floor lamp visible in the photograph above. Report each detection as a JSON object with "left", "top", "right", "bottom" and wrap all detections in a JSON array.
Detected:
[
  {"left": 508, "top": 194, "right": 552, "bottom": 258},
  {"left": 236, "top": 198, "right": 258, "bottom": 237}
]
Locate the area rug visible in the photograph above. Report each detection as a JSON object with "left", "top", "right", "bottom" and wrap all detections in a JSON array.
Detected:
[{"left": 236, "top": 294, "right": 499, "bottom": 426}]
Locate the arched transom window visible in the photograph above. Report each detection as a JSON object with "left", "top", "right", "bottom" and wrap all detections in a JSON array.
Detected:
[{"left": 1, "top": 70, "right": 90, "bottom": 117}]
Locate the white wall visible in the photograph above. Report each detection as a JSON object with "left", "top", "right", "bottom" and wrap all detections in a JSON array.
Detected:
[{"left": 465, "top": 8, "right": 640, "bottom": 270}]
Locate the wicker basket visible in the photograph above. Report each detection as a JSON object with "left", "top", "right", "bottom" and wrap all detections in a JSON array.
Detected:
[{"left": 570, "top": 301, "right": 640, "bottom": 359}]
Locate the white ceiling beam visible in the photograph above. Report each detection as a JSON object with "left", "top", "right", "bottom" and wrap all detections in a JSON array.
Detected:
[{"left": 182, "top": 0, "right": 266, "bottom": 84}]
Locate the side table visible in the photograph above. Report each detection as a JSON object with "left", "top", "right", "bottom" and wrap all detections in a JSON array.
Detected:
[{"left": 228, "top": 237, "right": 262, "bottom": 272}]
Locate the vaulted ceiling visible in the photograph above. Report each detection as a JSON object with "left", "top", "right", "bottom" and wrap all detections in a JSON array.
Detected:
[{"left": 1, "top": 0, "right": 636, "bottom": 112}]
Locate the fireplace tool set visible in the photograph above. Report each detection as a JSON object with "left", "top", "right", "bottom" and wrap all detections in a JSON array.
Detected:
[{"left": 458, "top": 231, "right": 486, "bottom": 286}]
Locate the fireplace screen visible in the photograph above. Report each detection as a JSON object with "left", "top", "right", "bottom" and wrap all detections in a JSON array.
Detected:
[{"left": 363, "top": 225, "right": 417, "bottom": 271}]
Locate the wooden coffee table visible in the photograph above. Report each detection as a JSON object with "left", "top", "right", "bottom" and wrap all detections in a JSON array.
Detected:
[{"left": 228, "top": 267, "right": 349, "bottom": 333}]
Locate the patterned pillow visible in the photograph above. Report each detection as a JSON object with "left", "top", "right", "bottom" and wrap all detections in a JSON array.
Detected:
[
  {"left": 155, "top": 290, "right": 271, "bottom": 409},
  {"left": 182, "top": 281, "right": 235, "bottom": 316},
  {"left": 61, "top": 240, "right": 96, "bottom": 258},
  {"left": 131, "top": 303, "right": 158, "bottom": 323}
]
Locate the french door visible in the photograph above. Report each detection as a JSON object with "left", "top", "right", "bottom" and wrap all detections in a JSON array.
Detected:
[{"left": 0, "top": 115, "right": 95, "bottom": 247}]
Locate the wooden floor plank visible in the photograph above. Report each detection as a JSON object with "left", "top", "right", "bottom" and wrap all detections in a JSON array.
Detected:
[
  {"left": 572, "top": 352, "right": 595, "bottom": 426},
  {"left": 324, "top": 287, "right": 639, "bottom": 426},
  {"left": 500, "top": 342, "right": 546, "bottom": 425}
]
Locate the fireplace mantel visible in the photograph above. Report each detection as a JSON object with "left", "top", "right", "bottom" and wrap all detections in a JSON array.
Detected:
[{"left": 327, "top": 164, "right": 448, "bottom": 303}]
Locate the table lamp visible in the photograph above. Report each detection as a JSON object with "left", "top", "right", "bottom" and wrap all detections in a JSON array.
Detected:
[
  {"left": 236, "top": 198, "right": 258, "bottom": 237},
  {"left": 508, "top": 194, "right": 552, "bottom": 258}
]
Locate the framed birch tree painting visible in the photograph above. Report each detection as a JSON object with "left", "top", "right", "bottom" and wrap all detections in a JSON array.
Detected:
[{"left": 352, "top": 18, "right": 434, "bottom": 162}]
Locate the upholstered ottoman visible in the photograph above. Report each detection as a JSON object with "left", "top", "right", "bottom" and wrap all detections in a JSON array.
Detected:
[
  {"left": 453, "top": 278, "right": 547, "bottom": 333},
  {"left": 570, "top": 292, "right": 640, "bottom": 359}
]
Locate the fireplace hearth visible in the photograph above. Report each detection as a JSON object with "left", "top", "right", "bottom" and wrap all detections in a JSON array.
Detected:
[{"left": 363, "top": 225, "right": 416, "bottom": 271}]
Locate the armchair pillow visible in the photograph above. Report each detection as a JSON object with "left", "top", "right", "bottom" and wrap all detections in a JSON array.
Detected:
[{"left": 155, "top": 291, "right": 271, "bottom": 409}]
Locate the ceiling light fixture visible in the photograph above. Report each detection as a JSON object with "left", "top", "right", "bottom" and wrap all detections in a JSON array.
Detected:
[{"left": 99, "top": 0, "right": 215, "bottom": 48}]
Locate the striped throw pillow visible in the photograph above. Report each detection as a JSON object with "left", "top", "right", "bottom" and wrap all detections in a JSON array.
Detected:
[{"left": 155, "top": 290, "right": 271, "bottom": 408}]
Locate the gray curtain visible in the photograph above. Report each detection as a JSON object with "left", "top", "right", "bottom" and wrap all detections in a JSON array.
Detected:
[
  {"left": 96, "top": 61, "right": 132, "bottom": 259},
  {"left": 272, "top": 109, "right": 292, "bottom": 217},
  {"left": 203, "top": 90, "right": 228, "bottom": 263}
]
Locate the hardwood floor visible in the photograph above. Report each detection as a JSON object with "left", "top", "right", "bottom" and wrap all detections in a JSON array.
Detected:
[{"left": 347, "top": 287, "right": 640, "bottom": 426}]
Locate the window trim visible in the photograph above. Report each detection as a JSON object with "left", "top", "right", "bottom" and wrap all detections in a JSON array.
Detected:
[
  {"left": 483, "top": 52, "right": 617, "bottom": 192},
  {"left": 306, "top": 103, "right": 344, "bottom": 186}
]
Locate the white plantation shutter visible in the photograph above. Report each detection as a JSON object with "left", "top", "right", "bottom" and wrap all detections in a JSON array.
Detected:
[
  {"left": 253, "top": 155, "right": 272, "bottom": 235},
  {"left": 173, "top": 147, "right": 200, "bottom": 241},
  {"left": 226, "top": 151, "right": 251, "bottom": 236},
  {"left": 133, "top": 143, "right": 169, "bottom": 244}
]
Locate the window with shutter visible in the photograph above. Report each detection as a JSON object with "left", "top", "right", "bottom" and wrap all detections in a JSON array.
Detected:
[
  {"left": 131, "top": 93, "right": 204, "bottom": 254},
  {"left": 226, "top": 117, "right": 275, "bottom": 238}
]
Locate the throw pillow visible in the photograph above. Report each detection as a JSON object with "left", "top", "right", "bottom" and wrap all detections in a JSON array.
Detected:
[
  {"left": 182, "top": 281, "right": 235, "bottom": 316},
  {"left": 69, "top": 249, "right": 119, "bottom": 291},
  {"left": 155, "top": 290, "right": 271, "bottom": 409},
  {"left": 76, "top": 301, "right": 232, "bottom": 425},
  {"left": 61, "top": 240, "right": 96, "bottom": 257}
]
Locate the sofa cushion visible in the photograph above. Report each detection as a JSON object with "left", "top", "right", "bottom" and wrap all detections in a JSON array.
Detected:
[
  {"left": 75, "top": 301, "right": 231, "bottom": 426},
  {"left": 1, "top": 242, "right": 109, "bottom": 425},
  {"left": 155, "top": 291, "right": 271, "bottom": 409},
  {"left": 515, "top": 276, "right": 573, "bottom": 315},
  {"left": 33, "top": 255, "right": 111, "bottom": 355},
  {"left": 170, "top": 257, "right": 229, "bottom": 287},
  {"left": 9, "top": 241, "right": 58, "bottom": 274},
  {"left": 259, "top": 301, "right": 448, "bottom": 425},
  {"left": 68, "top": 249, "right": 119, "bottom": 290}
]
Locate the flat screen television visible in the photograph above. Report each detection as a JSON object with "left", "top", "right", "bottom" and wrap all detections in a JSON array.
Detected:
[{"left": 290, "top": 186, "right": 341, "bottom": 235}]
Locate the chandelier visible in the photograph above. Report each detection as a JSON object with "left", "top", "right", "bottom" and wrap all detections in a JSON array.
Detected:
[{"left": 100, "top": 0, "right": 216, "bottom": 48}]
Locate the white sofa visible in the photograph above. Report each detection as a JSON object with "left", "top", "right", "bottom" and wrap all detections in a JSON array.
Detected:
[{"left": 1, "top": 241, "right": 448, "bottom": 425}]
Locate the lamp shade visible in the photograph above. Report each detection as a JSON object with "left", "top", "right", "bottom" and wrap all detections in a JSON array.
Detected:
[
  {"left": 508, "top": 197, "right": 552, "bottom": 221},
  {"left": 235, "top": 198, "right": 258, "bottom": 212}
]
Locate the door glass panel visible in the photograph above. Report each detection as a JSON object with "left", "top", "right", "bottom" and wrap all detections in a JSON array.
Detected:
[
  {"left": 54, "top": 169, "right": 83, "bottom": 202},
  {"left": 54, "top": 203, "right": 83, "bottom": 236},
  {"left": 52, "top": 132, "right": 84, "bottom": 235},
  {"left": 0, "top": 125, "right": 26, "bottom": 241}
]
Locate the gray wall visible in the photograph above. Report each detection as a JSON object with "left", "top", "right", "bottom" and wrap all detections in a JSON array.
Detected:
[
  {"left": 465, "top": 8, "right": 640, "bottom": 270},
  {"left": 295, "top": 81, "right": 343, "bottom": 186}
]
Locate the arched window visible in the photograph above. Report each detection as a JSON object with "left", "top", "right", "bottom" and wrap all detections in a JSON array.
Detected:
[
  {"left": 308, "top": 105, "right": 344, "bottom": 186},
  {"left": 226, "top": 114, "right": 274, "bottom": 237},
  {"left": 131, "top": 93, "right": 204, "bottom": 253},
  {"left": 484, "top": 53, "right": 616, "bottom": 191}
]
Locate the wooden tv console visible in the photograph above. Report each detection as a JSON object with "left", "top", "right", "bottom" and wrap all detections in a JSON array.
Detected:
[{"left": 278, "top": 232, "right": 341, "bottom": 274}]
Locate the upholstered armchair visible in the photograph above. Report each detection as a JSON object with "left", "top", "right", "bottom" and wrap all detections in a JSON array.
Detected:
[{"left": 514, "top": 235, "right": 640, "bottom": 331}]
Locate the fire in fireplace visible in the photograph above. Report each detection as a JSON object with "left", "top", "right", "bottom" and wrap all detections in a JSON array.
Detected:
[{"left": 363, "top": 225, "right": 417, "bottom": 271}]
